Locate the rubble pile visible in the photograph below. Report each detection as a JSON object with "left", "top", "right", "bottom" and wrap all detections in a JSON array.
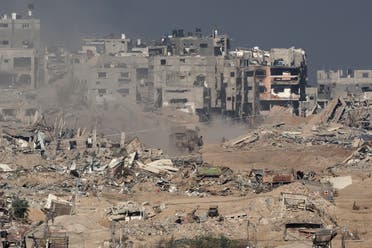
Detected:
[
  {"left": 107, "top": 182, "right": 338, "bottom": 245},
  {"left": 224, "top": 98, "right": 371, "bottom": 151},
  {"left": 328, "top": 140, "right": 372, "bottom": 173},
  {"left": 318, "top": 98, "right": 371, "bottom": 129},
  {"left": 1, "top": 117, "right": 294, "bottom": 200},
  {"left": 0, "top": 193, "right": 30, "bottom": 247},
  {"left": 0, "top": 96, "right": 369, "bottom": 247},
  {"left": 222, "top": 124, "right": 371, "bottom": 152}
]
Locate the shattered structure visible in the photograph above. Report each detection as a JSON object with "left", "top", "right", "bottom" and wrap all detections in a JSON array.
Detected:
[
  {"left": 0, "top": 7, "right": 308, "bottom": 121},
  {"left": 231, "top": 47, "right": 307, "bottom": 115},
  {"left": 0, "top": 5, "right": 42, "bottom": 89},
  {"left": 72, "top": 47, "right": 148, "bottom": 106},
  {"left": 72, "top": 29, "right": 308, "bottom": 120},
  {"left": 317, "top": 69, "right": 372, "bottom": 106}
]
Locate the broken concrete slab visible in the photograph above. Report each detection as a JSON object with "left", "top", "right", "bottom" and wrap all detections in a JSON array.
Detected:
[
  {"left": 136, "top": 159, "right": 178, "bottom": 174},
  {"left": 0, "top": 164, "right": 14, "bottom": 172},
  {"left": 223, "top": 133, "right": 258, "bottom": 147},
  {"left": 322, "top": 176, "right": 352, "bottom": 190},
  {"left": 44, "top": 194, "right": 72, "bottom": 216},
  {"left": 126, "top": 137, "right": 143, "bottom": 154}
]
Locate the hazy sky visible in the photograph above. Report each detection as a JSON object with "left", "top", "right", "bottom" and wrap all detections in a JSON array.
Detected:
[{"left": 2, "top": 0, "right": 372, "bottom": 82}]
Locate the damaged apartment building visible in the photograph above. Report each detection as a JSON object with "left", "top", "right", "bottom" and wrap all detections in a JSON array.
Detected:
[
  {"left": 72, "top": 29, "right": 308, "bottom": 120},
  {"left": 0, "top": 5, "right": 43, "bottom": 122},
  {"left": 317, "top": 69, "right": 372, "bottom": 106},
  {"left": 229, "top": 47, "right": 307, "bottom": 116},
  {"left": 72, "top": 34, "right": 149, "bottom": 108},
  {"left": 0, "top": 5, "right": 41, "bottom": 89}
]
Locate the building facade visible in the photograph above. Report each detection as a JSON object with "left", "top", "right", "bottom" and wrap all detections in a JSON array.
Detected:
[
  {"left": 72, "top": 30, "right": 308, "bottom": 120},
  {"left": 317, "top": 69, "right": 372, "bottom": 104},
  {"left": 0, "top": 8, "right": 42, "bottom": 89}
]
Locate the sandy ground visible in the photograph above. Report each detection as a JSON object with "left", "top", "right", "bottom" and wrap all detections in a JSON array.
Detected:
[{"left": 202, "top": 143, "right": 350, "bottom": 173}]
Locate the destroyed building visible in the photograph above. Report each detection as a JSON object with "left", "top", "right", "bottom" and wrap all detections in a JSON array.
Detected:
[
  {"left": 0, "top": 6, "right": 309, "bottom": 121},
  {"left": 0, "top": 5, "right": 42, "bottom": 89},
  {"left": 44, "top": 46, "right": 70, "bottom": 85},
  {"left": 317, "top": 69, "right": 372, "bottom": 106},
  {"left": 72, "top": 49, "right": 148, "bottom": 108},
  {"left": 72, "top": 29, "right": 307, "bottom": 120},
  {"left": 160, "top": 28, "right": 230, "bottom": 56},
  {"left": 231, "top": 47, "right": 307, "bottom": 114},
  {"left": 0, "top": 6, "right": 42, "bottom": 124},
  {"left": 83, "top": 34, "right": 132, "bottom": 56},
  {"left": 149, "top": 32, "right": 306, "bottom": 118}
]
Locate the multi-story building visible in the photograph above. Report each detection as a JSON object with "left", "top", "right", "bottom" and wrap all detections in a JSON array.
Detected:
[
  {"left": 72, "top": 45, "right": 149, "bottom": 108},
  {"left": 317, "top": 69, "right": 372, "bottom": 106},
  {"left": 160, "top": 29, "right": 230, "bottom": 57},
  {"left": 227, "top": 47, "right": 307, "bottom": 115},
  {"left": 72, "top": 30, "right": 307, "bottom": 120},
  {"left": 0, "top": 6, "right": 42, "bottom": 89},
  {"left": 150, "top": 55, "right": 224, "bottom": 118}
]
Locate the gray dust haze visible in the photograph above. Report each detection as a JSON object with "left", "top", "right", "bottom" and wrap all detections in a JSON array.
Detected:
[
  {"left": 4, "top": 0, "right": 372, "bottom": 82},
  {"left": 2, "top": 0, "right": 371, "bottom": 150}
]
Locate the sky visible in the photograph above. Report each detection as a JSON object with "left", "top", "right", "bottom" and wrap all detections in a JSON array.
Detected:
[{"left": 2, "top": 0, "right": 372, "bottom": 82}]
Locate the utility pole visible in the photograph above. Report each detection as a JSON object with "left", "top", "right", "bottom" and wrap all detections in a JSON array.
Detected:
[
  {"left": 71, "top": 178, "right": 79, "bottom": 215},
  {"left": 111, "top": 221, "right": 116, "bottom": 248},
  {"left": 341, "top": 226, "right": 347, "bottom": 248},
  {"left": 119, "top": 226, "right": 123, "bottom": 247},
  {"left": 247, "top": 220, "right": 257, "bottom": 248},
  {"left": 120, "top": 132, "right": 126, "bottom": 148},
  {"left": 247, "top": 220, "right": 250, "bottom": 243}
]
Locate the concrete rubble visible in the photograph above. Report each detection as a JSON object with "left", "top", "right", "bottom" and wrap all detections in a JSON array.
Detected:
[{"left": 0, "top": 109, "right": 352, "bottom": 247}]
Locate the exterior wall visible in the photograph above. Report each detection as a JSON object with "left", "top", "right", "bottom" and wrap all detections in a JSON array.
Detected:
[
  {"left": 223, "top": 62, "right": 239, "bottom": 112},
  {"left": 164, "top": 33, "right": 229, "bottom": 57},
  {"left": 317, "top": 69, "right": 372, "bottom": 100},
  {"left": 151, "top": 56, "right": 224, "bottom": 114},
  {"left": 171, "top": 37, "right": 214, "bottom": 56},
  {"left": 0, "top": 103, "right": 38, "bottom": 123},
  {"left": 246, "top": 68, "right": 260, "bottom": 116},
  {"left": 74, "top": 31, "right": 306, "bottom": 119},
  {"left": 72, "top": 54, "right": 148, "bottom": 107},
  {"left": 44, "top": 47, "right": 70, "bottom": 85},
  {"left": 0, "top": 88, "right": 39, "bottom": 123},
  {"left": 0, "top": 15, "right": 41, "bottom": 89},
  {"left": 83, "top": 38, "right": 132, "bottom": 55},
  {"left": 270, "top": 48, "right": 305, "bottom": 67},
  {"left": 231, "top": 47, "right": 307, "bottom": 113},
  {"left": 0, "top": 48, "right": 36, "bottom": 88},
  {"left": 318, "top": 69, "right": 372, "bottom": 84},
  {"left": 0, "top": 17, "right": 41, "bottom": 51}
]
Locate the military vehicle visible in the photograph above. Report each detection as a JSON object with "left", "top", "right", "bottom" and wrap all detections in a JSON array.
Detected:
[{"left": 169, "top": 125, "right": 203, "bottom": 153}]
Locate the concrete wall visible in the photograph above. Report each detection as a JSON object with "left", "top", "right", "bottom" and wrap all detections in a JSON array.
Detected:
[
  {"left": 270, "top": 48, "right": 305, "bottom": 67},
  {"left": 166, "top": 34, "right": 229, "bottom": 57},
  {"left": 72, "top": 54, "right": 148, "bottom": 107},
  {"left": 0, "top": 48, "right": 36, "bottom": 88},
  {"left": 0, "top": 18, "right": 41, "bottom": 51},
  {"left": 151, "top": 56, "right": 224, "bottom": 112},
  {"left": 83, "top": 38, "right": 131, "bottom": 55},
  {"left": 317, "top": 69, "right": 372, "bottom": 100},
  {"left": 0, "top": 16, "right": 42, "bottom": 89}
]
